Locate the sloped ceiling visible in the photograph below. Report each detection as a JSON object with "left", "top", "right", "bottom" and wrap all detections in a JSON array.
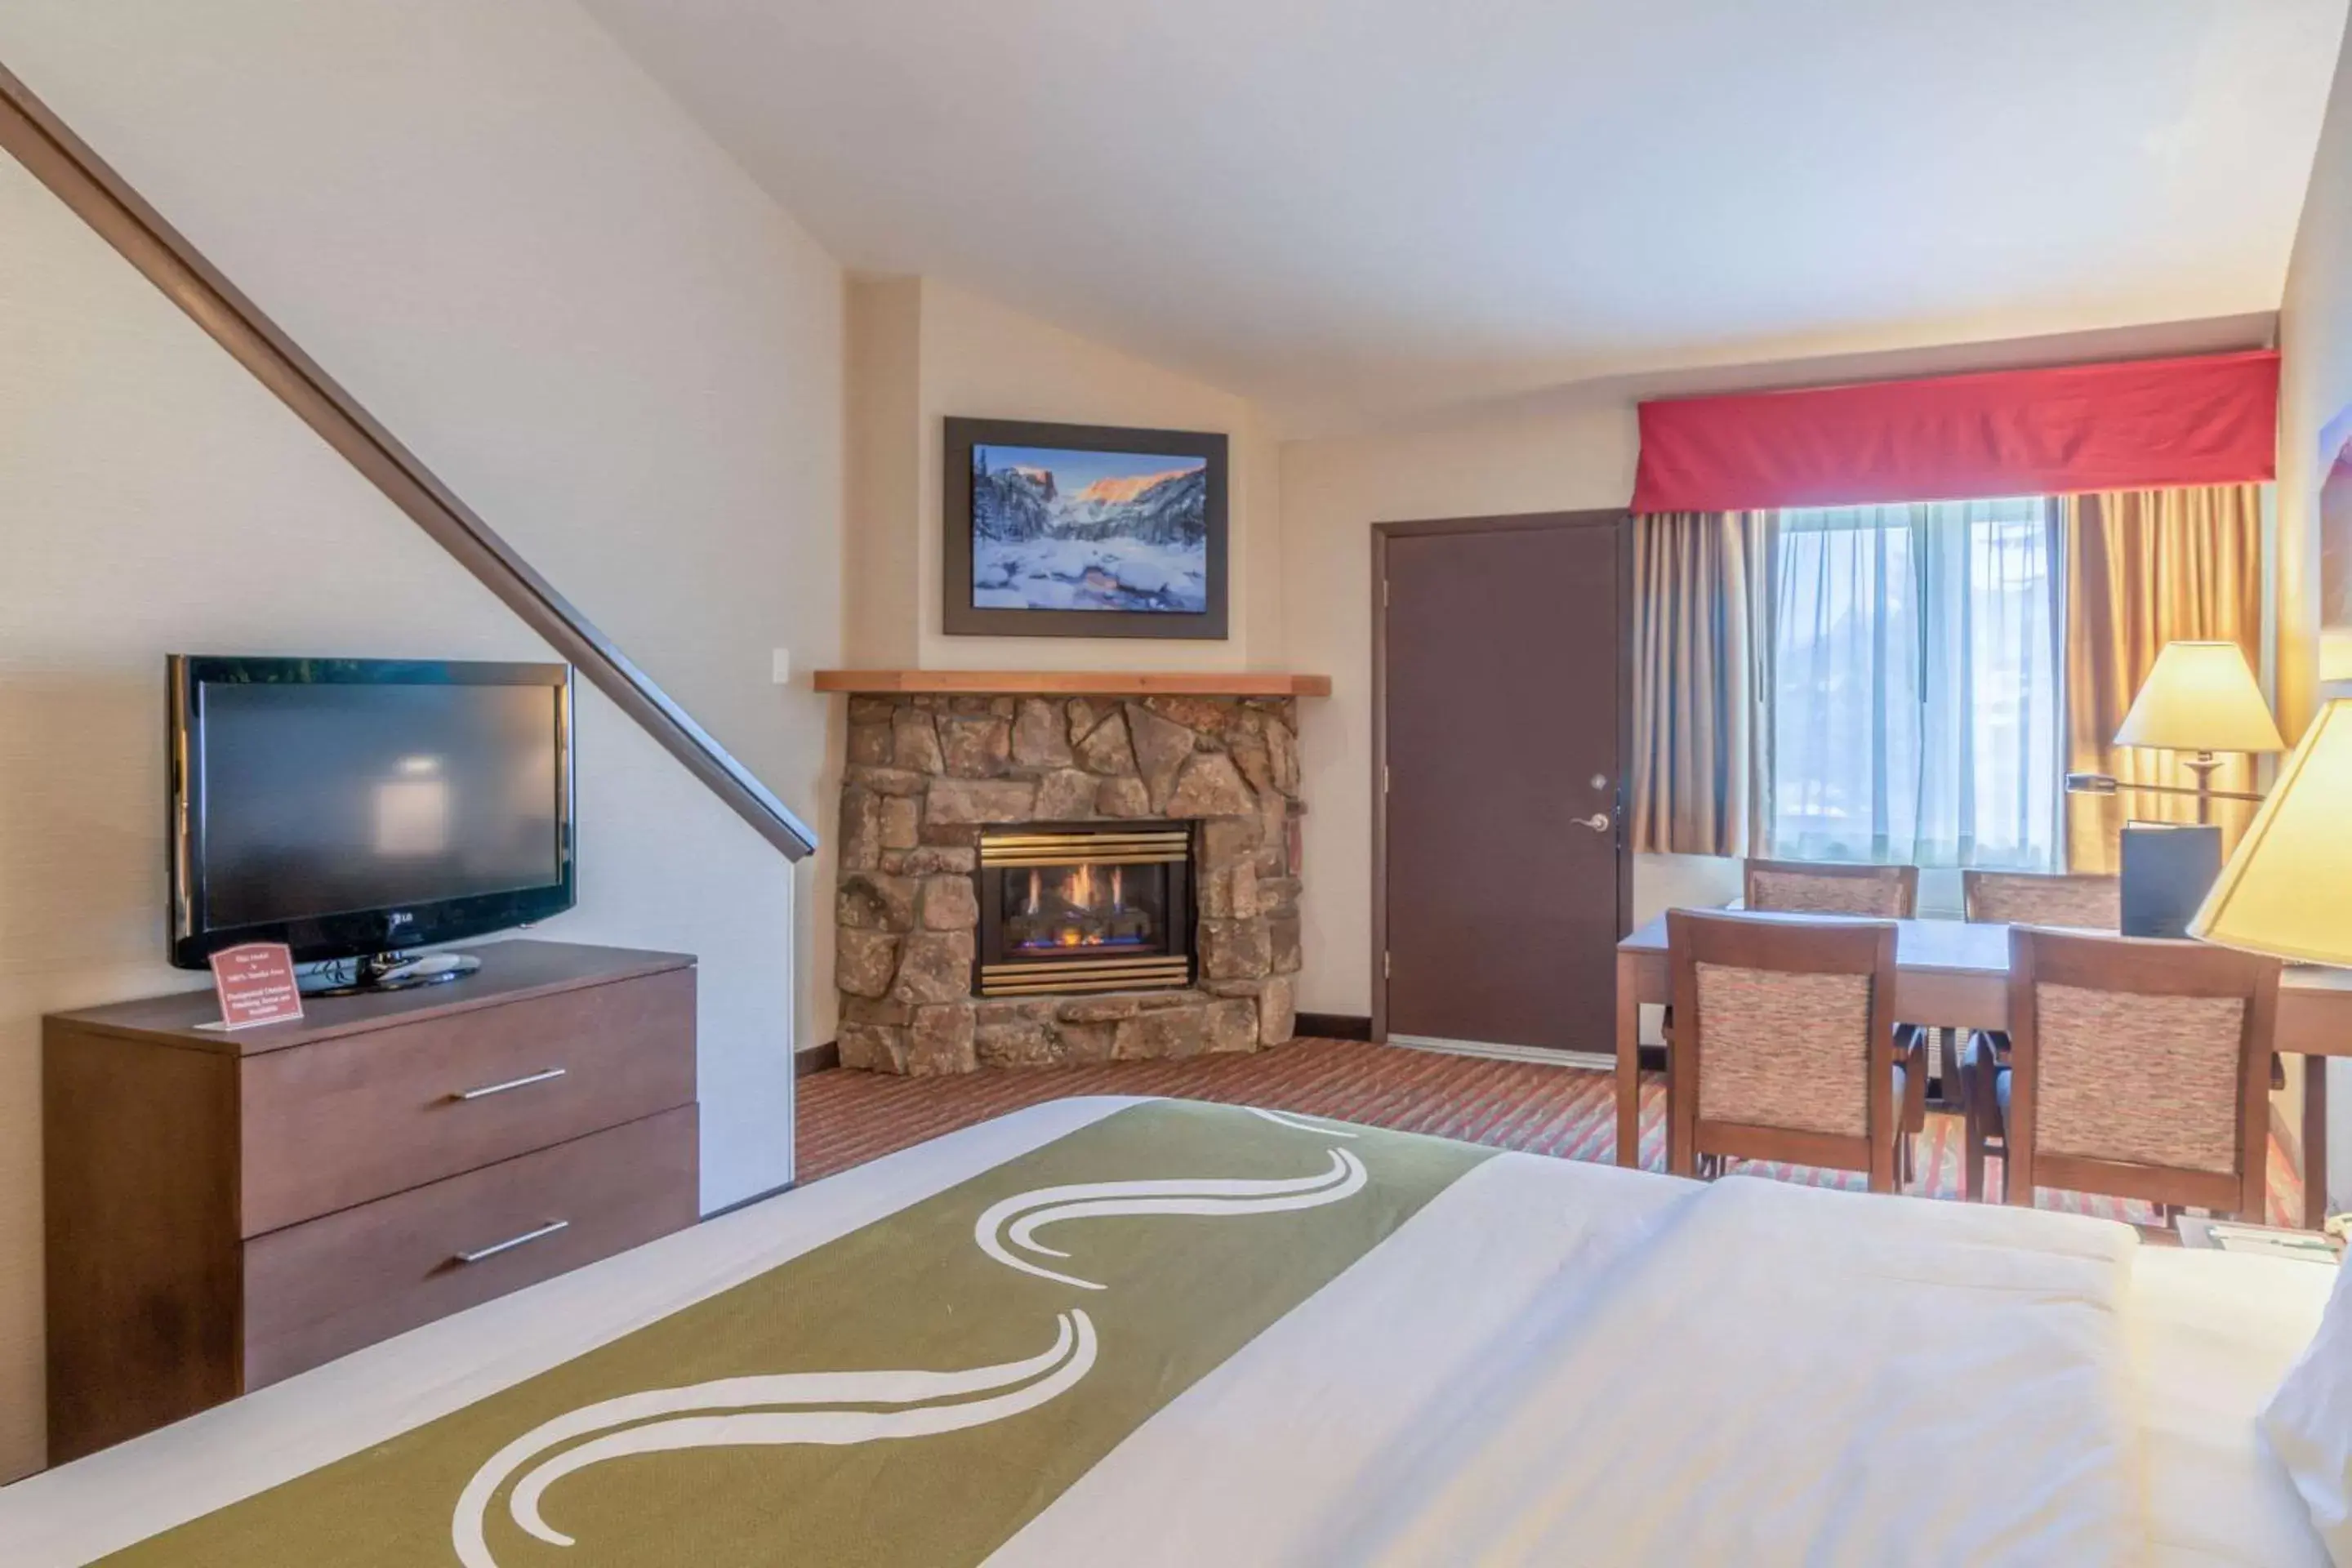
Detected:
[{"left": 584, "top": 0, "right": 2348, "bottom": 432}]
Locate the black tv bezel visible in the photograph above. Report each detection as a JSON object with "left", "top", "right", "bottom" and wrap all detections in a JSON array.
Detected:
[{"left": 167, "top": 655, "right": 577, "bottom": 971}]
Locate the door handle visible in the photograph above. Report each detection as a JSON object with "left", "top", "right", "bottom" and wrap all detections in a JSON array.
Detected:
[
  {"left": 1573, "top": 813, "right": 1611, "bottom": 833},
  {"left": 450, "top": 1066, "right": 568, "bottom": 1102}
]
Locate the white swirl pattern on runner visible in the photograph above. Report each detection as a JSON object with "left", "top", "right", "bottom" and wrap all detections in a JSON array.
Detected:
[
  {"left": 1245, "top": 1106, "right": 1361, "bottom": 1138},
  {"left": 452, "top": 1311, "right": 1097, "bottom": 1567},
  {"left": 452, "top": 1108, "right": 1378, "bottom": 1562},
  {"left": 973, "top": 1147, "right": 1370, "bottom": 1290}
]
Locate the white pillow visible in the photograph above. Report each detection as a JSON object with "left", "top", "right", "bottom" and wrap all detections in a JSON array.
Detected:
[{"left": 2265, "top": 1257, "right": 2352, "bottom": 1565}]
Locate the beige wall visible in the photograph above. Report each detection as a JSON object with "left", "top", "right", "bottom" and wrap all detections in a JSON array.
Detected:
[
  {"left": 0, "top": 0, "right": 844, "bottom": 1477},
  {"left": 845, "top": 277, "right": 1285, "bottom": 675},
  {"left": 2283, "top": 22, "right": 2352, "bottom": 721},
  {"left": 845, "top": 278, "right": 927, "bottom": 670},
  {"left": 0, "top": 0, "right": 848, "bottom": 1062},
  {"left": 2280, "top": 24, "right": 2352, "bottom": 1211}
]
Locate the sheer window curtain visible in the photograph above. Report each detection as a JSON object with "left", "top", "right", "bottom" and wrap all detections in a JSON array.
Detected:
[{"left": 1769, "top": 498, "right": 2062, "bottom": 869}]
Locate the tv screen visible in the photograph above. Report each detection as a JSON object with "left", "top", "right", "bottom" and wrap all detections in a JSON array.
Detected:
[{"left": 169, "top": 658, "right": 575, "bottom": 969}]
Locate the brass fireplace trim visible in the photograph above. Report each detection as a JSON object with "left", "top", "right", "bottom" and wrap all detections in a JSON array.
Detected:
[
  {"left": 979, "top": 827, "right": 1191, "bottom": 867},
  {"left": 978, "top": 954, "right": 1194, "bottom": 996}
]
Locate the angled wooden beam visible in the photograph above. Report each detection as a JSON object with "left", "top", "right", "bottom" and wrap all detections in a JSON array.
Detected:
[{"left": 0, "top": 59, "right": 817, "bottom": 861}]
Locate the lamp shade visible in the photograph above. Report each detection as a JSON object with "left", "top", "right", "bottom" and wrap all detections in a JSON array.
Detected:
[
  {"left": 2191, "top": 699, "right": 2352, "bottom": 965},
  {"left": 2114, "top": 641, "right": 2287, "bottom": 754}
]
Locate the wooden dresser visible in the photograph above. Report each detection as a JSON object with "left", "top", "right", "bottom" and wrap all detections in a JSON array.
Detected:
[{"left": 42, "top": 939, "right": 698, "bottom": 1463}]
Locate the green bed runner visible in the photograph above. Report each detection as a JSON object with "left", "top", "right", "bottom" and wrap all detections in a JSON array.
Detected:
[{"left": 101, "top": 1099, "right": 1491, "bottom": 1567}]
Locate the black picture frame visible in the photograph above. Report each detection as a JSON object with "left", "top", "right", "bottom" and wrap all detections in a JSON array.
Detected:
[{"left": 943, "top": 416, "right": 1229, "bottom": 639}]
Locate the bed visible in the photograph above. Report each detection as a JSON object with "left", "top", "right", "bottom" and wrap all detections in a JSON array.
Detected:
[{"left": 0, "top": 1095, "right": 2334, "bottom": 1566}]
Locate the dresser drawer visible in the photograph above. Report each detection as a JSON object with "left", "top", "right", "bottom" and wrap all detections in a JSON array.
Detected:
[
  {"left": 238, "top": 966, "right": 695, "bottom": 1235},
  {"left": 241, "top": 1104, "right": 697, "bottom": 1388}
]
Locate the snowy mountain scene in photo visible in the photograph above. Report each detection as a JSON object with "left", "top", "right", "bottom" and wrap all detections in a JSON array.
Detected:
[{"left": 970, "top": 444, "right": 1209, "bottom": 612}]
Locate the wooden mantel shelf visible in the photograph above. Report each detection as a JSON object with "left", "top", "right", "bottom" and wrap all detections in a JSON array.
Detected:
[{"left": 813, "top": 670, "right": 1331, "bottom": 697}]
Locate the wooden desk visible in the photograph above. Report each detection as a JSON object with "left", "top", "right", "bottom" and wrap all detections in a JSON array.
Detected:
[{"left": 1615, "top": 913, "right": 2352, "bottom": 1226}]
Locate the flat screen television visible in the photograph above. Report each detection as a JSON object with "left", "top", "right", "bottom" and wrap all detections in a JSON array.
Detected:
[{"left": 168, "top": 656, "right": 575, "bottom": 989}]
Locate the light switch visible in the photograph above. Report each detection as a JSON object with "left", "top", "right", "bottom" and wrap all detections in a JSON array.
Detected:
[{"left": 771, "top": 648, "right": 793, "bottom": 684}]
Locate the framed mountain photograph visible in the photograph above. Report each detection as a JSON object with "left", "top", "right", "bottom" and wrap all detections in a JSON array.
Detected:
[{"left": 943, "top": 417, "right": 1228, "bottom": 639}]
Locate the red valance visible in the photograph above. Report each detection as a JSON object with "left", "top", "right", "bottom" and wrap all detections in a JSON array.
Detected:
[{"left": 1631, "top": 350, "right": 2278, "bottom": 514}]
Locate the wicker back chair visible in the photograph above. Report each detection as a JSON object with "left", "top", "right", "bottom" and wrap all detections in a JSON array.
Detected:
[
  {"left": 1956, "top": 873, "right": 2123, "bottom": 1184},
  {"left": 1962, "top": 871, "right": 2121, "bottom": 931},
  {"left": 1667, "top": 911, "right": 1922, "bottom": 1194},
  {"left": 1745, "top": 860, "right": 1919, "bottom": 919},
  {"left": 1976, "top": 927, "right": 2279, "bottom": 1219}
]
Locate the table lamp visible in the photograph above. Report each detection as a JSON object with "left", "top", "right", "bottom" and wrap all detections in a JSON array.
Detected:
[
  {"left": 2192, "top": 697, "right": 2352, "bottom": 966},
  {"left": 2059, "top": 640, "right": 2285, "bottom": 937},
  {"left": 2110, "top": 640, "right": 2287, "bottom": 822}
]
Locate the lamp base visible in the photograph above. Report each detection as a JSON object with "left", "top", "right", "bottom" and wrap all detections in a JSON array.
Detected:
[{"left": 2119, "top": 821, "right": 2222, "bottom": 939}]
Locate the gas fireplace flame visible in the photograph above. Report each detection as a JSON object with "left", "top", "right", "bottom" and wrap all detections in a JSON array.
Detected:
[{"left": 1011, "top": 853, "right": 1147, "bottom": 952}]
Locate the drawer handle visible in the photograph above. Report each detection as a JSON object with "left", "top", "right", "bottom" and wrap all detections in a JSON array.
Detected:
[
  {"left": 450, "top": 1066, "right": 568, "bottom": 1102},
  {"left": 453, "top": 1218, "right": 570, "bottom": 1266}
]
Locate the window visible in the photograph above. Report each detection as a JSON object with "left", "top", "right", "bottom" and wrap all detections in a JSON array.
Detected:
[{"left": 1769, "top": 497, "right": 2061, "bottom": 870}]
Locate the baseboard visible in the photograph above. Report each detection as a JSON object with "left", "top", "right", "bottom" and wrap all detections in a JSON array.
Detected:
[
  {"left": 1295, "top": 1012, "right": 1373, "bottom": 1040},
  {"left": 795, "top": 1040, "right": 840, "bottom": 1077},
  {"left": 1387, "top": 1033, "right": 1615, "bottom": 1072},
  {"left": 702, "top": 1178, "right": 796, "bottom": 1219}
]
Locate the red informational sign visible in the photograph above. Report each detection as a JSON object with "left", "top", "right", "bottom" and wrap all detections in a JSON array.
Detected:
[{"left": 208, "top": 942, "right": 305, "bottom": 1030}]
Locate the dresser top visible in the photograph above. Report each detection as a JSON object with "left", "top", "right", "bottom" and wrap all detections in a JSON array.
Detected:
[{"left": 46, "top": 940, "right": 696, "bottom": 1057}]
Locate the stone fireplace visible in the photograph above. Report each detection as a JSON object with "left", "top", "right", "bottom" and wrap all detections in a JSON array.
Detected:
[{"left": 831, "top": 688, "right": 1305, "bottom": 1073}]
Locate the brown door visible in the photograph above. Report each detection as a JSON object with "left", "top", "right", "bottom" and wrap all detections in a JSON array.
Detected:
[{"left": 1377, "top": 512, "right": 1629, "bottom": 1054}]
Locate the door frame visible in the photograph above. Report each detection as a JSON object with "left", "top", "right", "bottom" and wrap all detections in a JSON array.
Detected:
[{"left": 1370, "top": 509, "right": 1636, "bottom": 1044}]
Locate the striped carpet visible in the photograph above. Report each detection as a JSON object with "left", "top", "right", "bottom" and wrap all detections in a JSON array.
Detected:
[{"left": 795, "top": 1036, "right": 2304, "bottom": 1228}]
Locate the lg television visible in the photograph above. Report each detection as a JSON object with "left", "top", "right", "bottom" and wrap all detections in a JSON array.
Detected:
[{"left": 168, "top": 657, "right": 575, "bottom": 991}]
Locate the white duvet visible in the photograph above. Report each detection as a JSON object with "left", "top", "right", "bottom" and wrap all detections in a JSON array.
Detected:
[
  {"left": 996, "top": 1156, "right": 2145, "bottom": 1567},
  {"left": 0, "top": 1096, "right": 2331, "bottom": 1567}
]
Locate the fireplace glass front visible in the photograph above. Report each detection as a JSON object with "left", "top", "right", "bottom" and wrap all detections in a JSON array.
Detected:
[{"left": 975, "top": 825, "right": 1193, "bottom": 996}]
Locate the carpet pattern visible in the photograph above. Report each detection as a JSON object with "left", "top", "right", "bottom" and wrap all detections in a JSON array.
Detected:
[{"left": 795, "top": 1036, "right": 2303, "bottom": 1228}]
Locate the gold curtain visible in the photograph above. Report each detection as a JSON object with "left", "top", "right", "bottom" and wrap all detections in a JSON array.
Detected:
[
  {"left": 2062, "top": 484, "right": 2267, "bottom": 872},
  {"left": 1630, "top": 510, "right": 1776, "bottom": 856}
]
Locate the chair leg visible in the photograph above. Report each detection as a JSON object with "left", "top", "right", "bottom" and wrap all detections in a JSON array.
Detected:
[{"left": 1963, "top": 1124, "right": 1984, "bottom": 1203}]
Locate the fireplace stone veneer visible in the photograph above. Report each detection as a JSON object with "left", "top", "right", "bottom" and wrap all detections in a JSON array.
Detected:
[{"left": 834, "top": 692, "right": 1303, "bottom": 1073}]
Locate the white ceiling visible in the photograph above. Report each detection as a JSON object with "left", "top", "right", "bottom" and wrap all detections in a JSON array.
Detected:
[{"left": 581, "top": 0, "right": 2348, "bottom": 434}]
